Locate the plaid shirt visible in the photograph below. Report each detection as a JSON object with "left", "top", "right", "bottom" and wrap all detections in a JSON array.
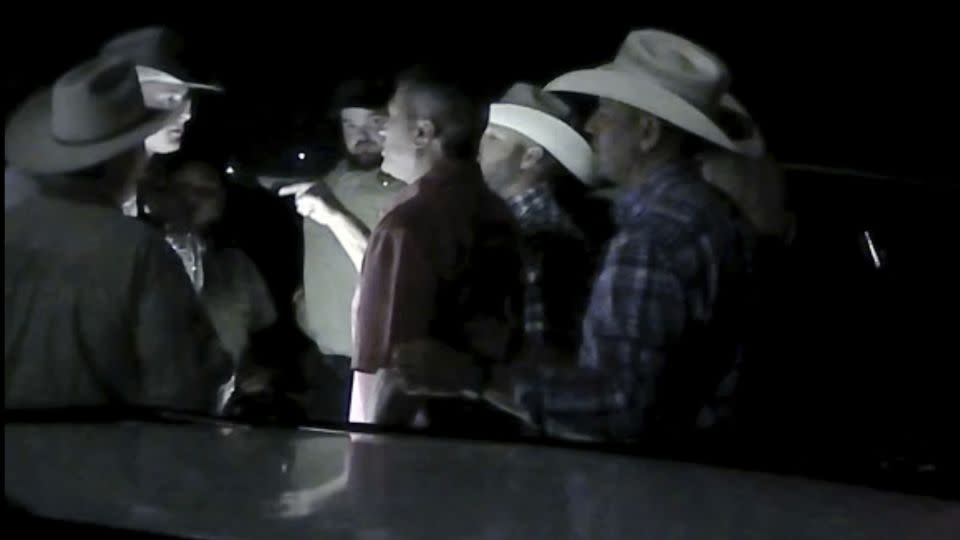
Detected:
[
  {"left": 506, "top": 184, "right": 590, "bottom": 349},
  {"left": 512, "top": 161, "right": 754, "bottom": 440}
]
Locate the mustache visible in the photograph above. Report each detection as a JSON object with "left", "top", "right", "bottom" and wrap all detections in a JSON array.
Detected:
[{"left": 352, "top": 140, "right": 379, "bottom": 150}]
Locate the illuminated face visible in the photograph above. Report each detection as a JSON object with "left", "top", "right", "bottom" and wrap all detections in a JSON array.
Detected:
[
  {"left": 584, "top": 98, "right": 642, "bottom": 185},
  {"left": 478, "top": 124, "right": 525, "bottom": 197},
  {"left": 341, "top": 107, "right": 387, "bottom": 169},
  {"left": 142, "top": 80, "right": 192, "bottom": 155},
  {"left": 379, "top": 92, "right": 422, "bottom": 183}
]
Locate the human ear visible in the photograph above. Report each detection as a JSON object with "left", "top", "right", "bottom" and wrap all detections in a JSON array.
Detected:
[
  {"left": 519, "top": 145, "right": 544, "bottom": 171},
  {"left": 413, "top": 119, "right": 435, "bottom": 148},
  {"left": 637, "top": 114, "right": 663, "bottom": 152}
]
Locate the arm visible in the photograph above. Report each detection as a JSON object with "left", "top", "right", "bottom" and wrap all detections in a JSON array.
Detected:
[
  {"left": 134, "top": 237, "right": 234, "bottom": 412},
  {"left": 353, "top": 222, "right": 438, "bottom": 374},
  {"left": 493, "top": 236, "right": 687, "bottom": 441},
  {"left": 283, "top": 182, "right": 371, "bottom": 272},
  {"left": 325, "top": 211, "right": 369, "bottom": 272}
]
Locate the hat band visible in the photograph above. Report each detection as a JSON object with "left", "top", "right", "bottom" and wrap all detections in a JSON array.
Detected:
[
  {"left": 53, "top": 108, "right": 155, "bottom": 146},
  {"left": 488, "top": 104, "right": 596, "bottom": 184}
]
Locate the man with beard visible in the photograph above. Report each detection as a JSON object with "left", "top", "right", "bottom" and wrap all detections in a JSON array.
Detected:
[{"left": 279, "top": 79, "right": 404, "bottom": 416}]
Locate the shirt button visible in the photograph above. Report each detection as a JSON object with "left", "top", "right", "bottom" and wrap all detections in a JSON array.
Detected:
[{"left": 382, "top": 180, "right": 389, "bottom": 187}]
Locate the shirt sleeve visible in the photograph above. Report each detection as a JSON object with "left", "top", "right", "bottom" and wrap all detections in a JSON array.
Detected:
[
  {"left": 134, "top": 237, "right": 234, "bottom": 412},
  {"left": 353, "top": 222, "right": 438, "bottom": 373},
  {"left": 513, "top": 234, "right": 688, "bottom": 440}
]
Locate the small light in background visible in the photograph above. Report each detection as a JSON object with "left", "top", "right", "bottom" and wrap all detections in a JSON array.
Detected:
[
  {"left": 298, "top": 152, "right": 306, "bottom": 161},
  {"left": 225, "top": 165, "right": 235, "bottom": 175}
]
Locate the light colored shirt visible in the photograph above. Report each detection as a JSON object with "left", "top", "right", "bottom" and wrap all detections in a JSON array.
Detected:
[{"left": 301, "top": 162, "right": 405, "bottom": 357}]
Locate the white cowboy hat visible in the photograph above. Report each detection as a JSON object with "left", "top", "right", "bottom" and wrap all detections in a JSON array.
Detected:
[
  {"left": 545, "top": 29, "right": 762, "bottom": 157},
  {"left": 487, "top": 82, "right": 597, "bottom": 184}
]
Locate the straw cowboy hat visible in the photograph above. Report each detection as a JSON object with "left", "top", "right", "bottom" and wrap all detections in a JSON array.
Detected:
[
  {"left": 101, "top": 26, "right": 224, "bottom": 93},
  {"left": 5, "top": 56, "right": 176, "bottom": 174},
  {"left": 488, "top": 82, "right": 597, "bottom": 184},
  {"left": 545, "top": 29, "right": 762, "bottom": 157}
]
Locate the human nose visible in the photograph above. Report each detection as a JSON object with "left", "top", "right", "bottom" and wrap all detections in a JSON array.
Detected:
[{"left": 585, "top": 111, "right": 601, "bottom": 136}]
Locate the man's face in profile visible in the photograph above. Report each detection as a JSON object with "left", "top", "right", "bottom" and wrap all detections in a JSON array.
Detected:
[
  {"left": 141, "top": 80, "right": 193, "bottom": 155},
  {"left": 478, "top": 124, "right": 525, "bottom": 198},
  {"left": 379, "top": 92, "right": 421, "bottom": 183},
  {"left": 585, "top": 99, "right": 642, "bottom": 185},
  {"left": 341, "top": 107, "right": 387, "bottom": 169}
]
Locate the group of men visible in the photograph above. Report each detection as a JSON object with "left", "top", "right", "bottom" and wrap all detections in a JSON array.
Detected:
[{"left": 5, "top": 26, "right": 786, "bottom": 442}]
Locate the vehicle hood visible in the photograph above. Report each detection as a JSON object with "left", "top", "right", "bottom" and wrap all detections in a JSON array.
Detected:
[{"left": 5, "top": 421, "right": 957, "bottom": 539}]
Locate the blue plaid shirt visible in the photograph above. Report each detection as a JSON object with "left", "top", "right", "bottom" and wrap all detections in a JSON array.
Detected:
[
  {"left": 512, "top": 161, "right": 754, "bottom": 440},
  {"left": 506, "top": 184, "right": 590, "bottom": 350}
]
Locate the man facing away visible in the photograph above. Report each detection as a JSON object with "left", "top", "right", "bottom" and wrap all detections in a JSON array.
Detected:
[
  {"left": 5, "top": 57, "right": 232, "bottom": 412},
  {"left": 351, "top": 68, "right": 524, "bottom": 427}
]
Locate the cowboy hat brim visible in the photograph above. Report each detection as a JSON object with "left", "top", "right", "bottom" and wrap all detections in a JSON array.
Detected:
[
  {"left": 135, "top": 66, "right": 224, "bottom": 94},
  {"left": 488, "top": 103, "right": 597, "bottom": 185},
  {"left": 545, "top": 67, "right": 757, "bottom": 157},
  {"left": 5, "top": 87, "right": 176, "bottom": 175}
]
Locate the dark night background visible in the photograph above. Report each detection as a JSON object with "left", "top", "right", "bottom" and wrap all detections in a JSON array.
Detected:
[{"left": 4, "top": 10, "right": 955, "bottom": 182}]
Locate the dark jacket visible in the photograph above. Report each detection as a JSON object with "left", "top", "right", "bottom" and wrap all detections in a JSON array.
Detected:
[{"left": 5, "top": 189, "right": 232, "bottom": 411}]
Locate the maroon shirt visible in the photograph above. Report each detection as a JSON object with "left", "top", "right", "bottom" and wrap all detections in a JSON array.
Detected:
[{"left": 353, "top": 161, "right": 523, "bottom": 374}]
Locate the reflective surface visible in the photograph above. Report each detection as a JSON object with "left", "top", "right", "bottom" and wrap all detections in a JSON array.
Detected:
[{"left": 6, "top": 421, "right": 957, "bottom": 539}]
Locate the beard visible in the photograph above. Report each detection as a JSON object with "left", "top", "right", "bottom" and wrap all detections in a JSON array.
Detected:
[{"left": 345, "top": 150, "right": 384, "bottom": 171}]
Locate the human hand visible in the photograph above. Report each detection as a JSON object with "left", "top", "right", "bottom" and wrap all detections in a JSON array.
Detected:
[{"left": 279, "top": 182, "right": 339, "bottom": 226}]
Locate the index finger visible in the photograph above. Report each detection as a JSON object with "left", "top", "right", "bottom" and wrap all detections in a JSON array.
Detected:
[{"left": 278, "top": 182, "right": 315, "bottom": 197}]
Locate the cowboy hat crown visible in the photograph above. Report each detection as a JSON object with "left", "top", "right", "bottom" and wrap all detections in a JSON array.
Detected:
[
  {"left": 5, "top": 56, "right": 175, "bottom": 174},
  {"left": 545, "top": 29, "right": 752, "bottom": 155}
]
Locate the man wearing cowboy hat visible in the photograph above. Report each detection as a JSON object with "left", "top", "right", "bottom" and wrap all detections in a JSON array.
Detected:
[
  {"left": 516, "top": 29, "right": 756, "bottom": 439},
  {"left": 390, "top": 31, "right": 759, "bottom": 441},
  {"left": 478, "top": 82, "right": 596, "bottom": 354},
  {"left": 4, "top": 26, "right": 215, "bottom": 214},
  {"left": 100, "top": 26, "right": 225, "bottom": 216},
  {"left": 4, "top": 57, "right": 232, "bottom": 411}
]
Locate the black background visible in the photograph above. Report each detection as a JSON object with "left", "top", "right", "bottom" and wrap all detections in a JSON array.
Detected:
[{"left": 4, "top": 8, "right": 955, "bottom": 182}]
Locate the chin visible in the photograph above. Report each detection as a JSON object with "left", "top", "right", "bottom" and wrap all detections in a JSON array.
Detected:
[
  {"left": 380, "top": 158, "right": 409, "bottom": 183},
  {"left": 346, "top": 152, "right": 384, "bottom": 170}
]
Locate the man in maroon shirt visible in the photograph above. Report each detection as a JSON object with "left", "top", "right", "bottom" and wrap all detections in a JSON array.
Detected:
[{"left": 351, "top": 68, "right": 524, "bottom": 427}]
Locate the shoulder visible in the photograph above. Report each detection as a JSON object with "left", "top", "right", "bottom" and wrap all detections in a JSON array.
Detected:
[{"left": 376, "top": 191, "right": 439, "bottom": 239}]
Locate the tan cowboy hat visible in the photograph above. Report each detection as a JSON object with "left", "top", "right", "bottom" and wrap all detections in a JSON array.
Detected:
[
  {"left": 5, "top": 56, "right": 176, "bottom": 174},
  {"left": 488, "top": 82, "right": 597, "bottom": 185},
  {"left": 545, "top": 29, "right": 762, "bottom": 157}
]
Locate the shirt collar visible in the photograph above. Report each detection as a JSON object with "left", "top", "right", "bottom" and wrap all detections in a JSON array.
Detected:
[
  {"left": 505, "top": 183, "right": 553, "bottom": 220},
  {"left": 613, "top": 160, "right": 695, "bottom": 225}
]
